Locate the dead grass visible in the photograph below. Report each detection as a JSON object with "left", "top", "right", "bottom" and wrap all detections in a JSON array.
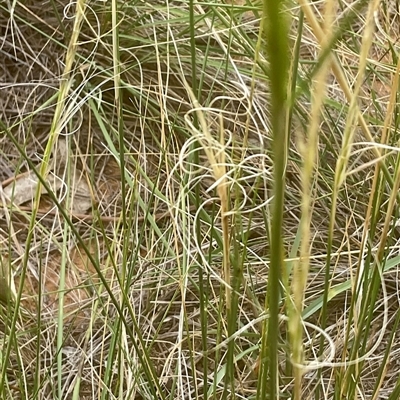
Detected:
[{"left": 1, "top": 0, "right": 400, "bottom": 399}]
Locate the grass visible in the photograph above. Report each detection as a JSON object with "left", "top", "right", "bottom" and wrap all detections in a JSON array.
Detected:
[{"left": 1, "top": 0, "right": 400, "bottom": 399}]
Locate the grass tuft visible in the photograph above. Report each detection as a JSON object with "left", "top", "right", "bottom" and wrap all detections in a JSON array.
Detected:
[{"left": 1, "top": 0, "right": 400, "bottom": 399}]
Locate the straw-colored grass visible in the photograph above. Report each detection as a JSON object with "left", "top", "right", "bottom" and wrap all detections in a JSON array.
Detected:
[{"left": 1, "top": 0, "right": 400, "bottom": 399}]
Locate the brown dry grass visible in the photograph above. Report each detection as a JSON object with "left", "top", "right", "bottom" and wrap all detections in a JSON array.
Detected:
[{"left": 1, "top": 0, "right": 400, "bottom": 399}]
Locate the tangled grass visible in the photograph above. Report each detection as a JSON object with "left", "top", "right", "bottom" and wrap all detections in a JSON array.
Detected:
[{"left": 1, "top": 0, "right": 400, "bottom": 399}]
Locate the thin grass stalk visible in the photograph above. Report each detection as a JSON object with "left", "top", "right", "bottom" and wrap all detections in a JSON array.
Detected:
[
  {"left": 188, "top": 3, "right": 210, "bottom": 398},
  {"left": 289, "top": 1, "right": 335, "bottom": 398},
  {"left": 216, "top": 118, "right": 238, "bottom": 400},
  {"left": 256, "top": 0, "right": 289, "bottom": 399},
  {"left": 33, "top": 249, "right": 44, "bottom": 398},
  {"left": 0, "top": 160, "right": 25, "bottom": 397},
  {"left": 361, "top": 67, "right": 400, "bottom": 399},
  {"left": 227, "top": 184, "right": 254, "bottom": 398},
  {"left": 56, "top": 138, "right": 73, "bottom": 399},
  {"left": 177, "top": 158, "right": 193, "bottom": 398},
  {"left": 49, "top": 0, "right": 66, "bottom": 37},
  {"left": 39, "top": 0, "right": 87, "bottom": 182},
  {"left": 70, "top": 246, "right": 99, "bottom": 400},
  {"left": 343, "top": 58, "right": 400, "bottom": 395},
  {"left": 111, "top": 0, "right": 124, "bottom": 229},
  {"left": 110, "top": 2, "right": 129, "bottom": 397},
  {"left": 369, "top": 197, "right": 400, "bottom": 400},
  {"left": 174, "top": 98, "right": 198, "bottom": 397},
  {"left": 0, "top": 1, "right": 87, "bottom": 392},
  {"left": 387, "top": 325, "right": 400, "bottom": 400},
  {"left": 200, "top": 244, "right": 212, "bottom": 399},
  {"left": 286, "top": 9, "right": 303, "bottom": 131},
  {"left": 316, "top": 0, "right": 381, "bottom": 396},
  {"left": 198, "top": 226, "right": 211, "bottom": 398},
  {"left": 206, "top": 205, "right": 222, "bottom": 400},
  {"left": 282, "top": 11, "right": 304, "bottom": 384}
]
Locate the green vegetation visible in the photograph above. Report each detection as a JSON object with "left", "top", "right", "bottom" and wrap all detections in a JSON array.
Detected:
[{"left": 1, "top": 0, "right": 400, "bottom": 398}]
